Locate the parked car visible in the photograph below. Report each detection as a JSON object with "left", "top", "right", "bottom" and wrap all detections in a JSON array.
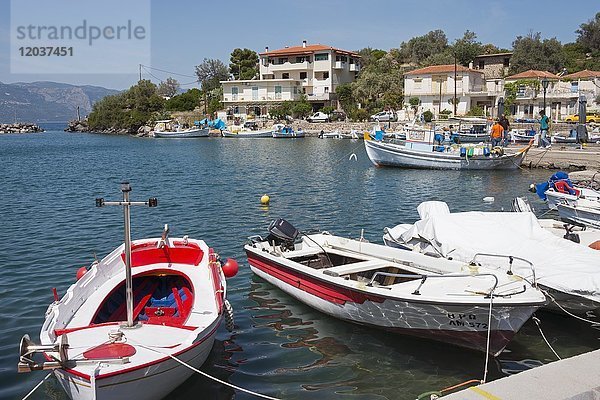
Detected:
[
  {"left": 564, "top": 113, "right": 600, "bottom": 123},
  {"left": 329, "top": 111, "right": 347, "bottom": 121},
  {"left": 307, "top": 112, "right": 330, "bottom": 122},
  {"left": 370, "top": 111, "right": 398, "bottom": 122}
]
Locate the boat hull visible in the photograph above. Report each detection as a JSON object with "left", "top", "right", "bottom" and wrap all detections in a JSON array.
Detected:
[
  {"left": 558, "top": 204, "right": 600, "bottom": 229},
  {"left": 222, "top": 130, "right": 273, "bottom": 138},
  {"left": 364, "top": 140, "right": 528, "bottom": 170},
  {"left": 246, "top": 251, "right": 536, "bottom": 355},
  {"left": 53, "top": 322, "right": 218, "bottom": 400},
  {"left": 155, "top": 128, "right": 210, "bottom": 138},
  {"left": 272, "top": 132, "right": 305, "bottom": 138}
]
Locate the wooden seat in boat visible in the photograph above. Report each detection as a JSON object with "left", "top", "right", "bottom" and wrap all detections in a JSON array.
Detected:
[{"left": 322, "top": 259, "right": 386, "bottom": 277}]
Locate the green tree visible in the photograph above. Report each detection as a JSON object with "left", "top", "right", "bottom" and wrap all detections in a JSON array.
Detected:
[
  {"left": 229, "top": 48, "right": 259, "bottom": 80},
  {"left": 269, "top": 102, "right": 293, "bottom": 120},
  {"left": 292, "top": 100, "right": 312, "bottom": 118},
  {"left": 452, "top": 30, "right": 483, "bottom": 66},
  {"left": 195, "top": 58, "right": 229, "bottom": 92},
  {"left": 351, "top": 55, "right": 403, "bottom": 110},
  {"left": 398, "top": 30, "right": 449, "bottom": 65},
  {"left": 88, "top": 80, "right": 164, "bottom": 132},
  {"left": 336, "top": 83, "right": 355, "bottom": 113},
  {"left": 321, "top": 106, "right": 335, "bottom": 115},
  {"left": 357, "top": 48, "right": 387, "bottom": 69},
  {"left": 510, "top": 32, "right": 566, "bottom": 74},
  {"left": 165, "top": 88, "right": 202, "bottom": 111},
  {"left": 577, "top": 12, "right": 600, "bottom": 54},
  {"left": 157, "top": 77, "right": 180, "bottom": 97}
]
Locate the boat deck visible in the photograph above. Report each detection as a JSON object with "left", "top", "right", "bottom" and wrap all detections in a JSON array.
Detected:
[{"left": 50, "top": 323, "right": 202, "bottom": 379}]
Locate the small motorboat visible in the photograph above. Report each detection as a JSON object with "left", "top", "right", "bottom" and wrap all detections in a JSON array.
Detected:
[
  {"left": 552, "top": 129, "right": 600, "bottom": 144},
  {"left": 18, "top": 183, "right": 238, "bottom": 400},
  {"left": 272, "top": 124, "right": 304, "bottom": 138},
  {"left": 364, "top": 126, "right": 532, "bottom": 170},
  {"left": 382, "top": 201, "right": 600, "bottom": 315},
  {"left": 530, "top": 171, "right": 600, "bottom": 210},
  {"left": 510, "top": 129, "right": 536, "bottom": 143},
  {"left": 245, "top": 219, "right": 546, "bottom": 356},
  {"left": 557, "top": 203, "right": 600, "bottom": 229},
  {"left": 318, "top": 130, "right": 360, "bottom": 139}
]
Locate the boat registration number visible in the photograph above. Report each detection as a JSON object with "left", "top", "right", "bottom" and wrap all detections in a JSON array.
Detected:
[{"left": 447, "top": 313, "right": 488, "bottom": 329}]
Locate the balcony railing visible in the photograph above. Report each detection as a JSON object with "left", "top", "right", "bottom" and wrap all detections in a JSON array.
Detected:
[{"left": 264, "top": 61, "right": 310, "bottom": 71}]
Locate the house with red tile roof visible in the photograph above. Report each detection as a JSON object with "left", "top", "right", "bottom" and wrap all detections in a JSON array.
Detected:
[
  {"left": 221, "top": 41, "right": 360, "bottom": 119},
  {"left": 504, "top": 69, "right": 599, "bottom": 120},
  {"left": 404, "top": 64, "right": 503, "bottom": 117}
]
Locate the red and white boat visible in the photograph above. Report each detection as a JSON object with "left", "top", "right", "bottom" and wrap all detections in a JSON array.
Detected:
[
  {"left": 245, "top": 219, "right": 546, "bottom": 356},
  {"left": 18, "top": 184, "right": 238, "bottom": 400}
]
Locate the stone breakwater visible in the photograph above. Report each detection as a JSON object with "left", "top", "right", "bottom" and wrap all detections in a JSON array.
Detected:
[{"left": 0, "top": 123, "right": 44, "bottom": 133}]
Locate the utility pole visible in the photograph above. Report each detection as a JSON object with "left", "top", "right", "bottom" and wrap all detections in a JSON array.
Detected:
[{"left": 453, "top": 53, "right": 457, "bottom": 116}]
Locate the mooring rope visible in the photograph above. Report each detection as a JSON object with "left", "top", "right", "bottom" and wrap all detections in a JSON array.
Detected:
[
  {"left": 541, "top": 289, "right": 599, "bottom": 325},
  {"left": 21, "top": 372, "right": 52, "bottom": 400},
  {"left": 482, "top": 293, "right": 494, "bottom": 383},
  {"left": 532, "top": 315, "right": 561, "bottom": 360},
  {"left": 133, "top": 341, "right": 281, "bottom": 400}
]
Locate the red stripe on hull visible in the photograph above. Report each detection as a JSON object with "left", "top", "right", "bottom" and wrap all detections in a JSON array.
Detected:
[{"left": 247, "top": 252, "right": 385, "bottom": 305}]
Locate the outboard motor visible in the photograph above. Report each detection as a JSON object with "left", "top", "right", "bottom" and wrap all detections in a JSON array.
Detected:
[
  {"left": 563, "top": 224, "right": 581, "bottom": 244},
  {"left": 267, "top": 218, "right": 299, "bottom": 251}
]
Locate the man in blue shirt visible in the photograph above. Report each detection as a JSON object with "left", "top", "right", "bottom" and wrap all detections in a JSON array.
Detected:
[{"left": 538, "top": 110, "right": 551, "bottom": 148}]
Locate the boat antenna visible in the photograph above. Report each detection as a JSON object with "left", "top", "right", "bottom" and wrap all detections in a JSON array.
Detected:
[{"left": 96, "top": 182, "right": 158, "bottom": 328}]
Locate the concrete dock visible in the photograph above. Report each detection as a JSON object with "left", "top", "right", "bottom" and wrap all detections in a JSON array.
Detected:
[
  {"left": 507, "top": 145, "right": 600, "bottom": 170},
  {"left": 443, "top": 350, "right": 600, "bottom": 400}
]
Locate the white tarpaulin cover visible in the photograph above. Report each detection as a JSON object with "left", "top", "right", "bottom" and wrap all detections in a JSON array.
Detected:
[{"left": 395, "top": 202, "right": 600, "bottom": 304}]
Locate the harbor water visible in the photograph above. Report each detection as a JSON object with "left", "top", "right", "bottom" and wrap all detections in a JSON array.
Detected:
[{"left": 1, "top": 127, "right": 598, "bottom": 399}]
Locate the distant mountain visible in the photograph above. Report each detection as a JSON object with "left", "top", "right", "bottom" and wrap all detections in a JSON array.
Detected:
[{"left": 0, "top": 81, "right": 120, "bottom": 123}]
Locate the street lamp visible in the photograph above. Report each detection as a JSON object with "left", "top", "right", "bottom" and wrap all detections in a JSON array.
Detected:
[{"left": 541, "top": 78, "right": 549, "bottom": 117}]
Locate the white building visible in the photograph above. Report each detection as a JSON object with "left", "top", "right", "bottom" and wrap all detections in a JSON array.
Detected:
[
  {"left": 504, "top": 69, "right": 600, "bottom": 120},
  {"left": 221, "top": 41, "right": 360, "bottom": 119},
  {"left": 404, "top": 64, "right": 503, "bottom": 117}
]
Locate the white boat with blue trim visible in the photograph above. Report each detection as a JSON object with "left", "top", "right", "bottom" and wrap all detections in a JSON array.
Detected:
[{"left": 364, "top": 126, "right": 532, "bottom": 170}]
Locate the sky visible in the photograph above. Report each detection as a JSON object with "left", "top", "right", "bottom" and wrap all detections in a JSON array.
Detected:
[{"left": 0, "top": 0, "right": 598, "bottom": 90}]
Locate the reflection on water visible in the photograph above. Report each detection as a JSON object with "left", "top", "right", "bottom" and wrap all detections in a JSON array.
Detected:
[{"left": 1, "top": 131, "right": 598, "bottom": 400}]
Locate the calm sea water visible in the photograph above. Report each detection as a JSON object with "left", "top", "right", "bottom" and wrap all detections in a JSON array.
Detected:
[{"left": 1, "top": 126, "right": 598, "bottom": 400}]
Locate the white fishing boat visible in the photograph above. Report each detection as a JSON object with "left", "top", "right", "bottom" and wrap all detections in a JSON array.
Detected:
[
  {"left": 272, "top": 124, "right": 304, "bottom": 138},
  {"left": 383, "top": 201, "right": 600, "bottom": 315},
  {"left": 18, "top": 184, "right": 238, "bottom": 400},
  {"left": 364, "top": 127, "right": 532, "bottom": 170},
  {"left": 222, "top": 128, "right": 273, "bottom": 138},
  {"left": 153, "top": 120, "right": 210, "bottom": 138},
  {"left": 245, "top": 219, "right": 545, "bottom": 356},
  {"left": 557, "top": 203, "right": 600, "bottom": 229}
]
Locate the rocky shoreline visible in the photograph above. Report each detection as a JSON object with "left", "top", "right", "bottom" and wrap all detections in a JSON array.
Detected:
[{"left": 0, "top": 123, "right": 44, "bottom": 134}]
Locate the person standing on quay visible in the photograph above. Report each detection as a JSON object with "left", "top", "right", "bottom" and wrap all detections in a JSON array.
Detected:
[
  {"left": 538, "top": 110, "right": 551, "bottom": 148},
  {"left": 490, "top": 119, "right": 504, "bottom": 147},
  {"left": 499, "top": 113, "right": 510, "bottom": 146}
]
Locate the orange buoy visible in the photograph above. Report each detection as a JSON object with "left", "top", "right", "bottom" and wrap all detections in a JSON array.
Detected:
[
  {"left": 76, "top": 266, "right": 87, "bottom": 280},
  {"left": 221, "top": 258, "right": 239, "bottom": 278},
  {"left": 589, "top": 240, "right": 600, "bottom": 251}
]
